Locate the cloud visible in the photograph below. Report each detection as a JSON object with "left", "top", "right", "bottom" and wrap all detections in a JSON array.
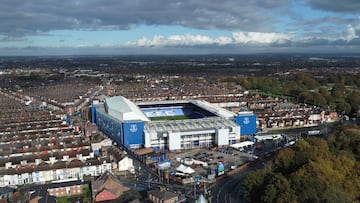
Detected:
[
  {"left": 124, "top": 27, "right": 360, "bottom": 53},
  {"left": 343, "top": 24, "right": 359, "bottom": 41},
  {"left": 2, "top": 34, "right": 360, "bottom": 56},
  {"left": 127, "top": 31, "right": 295, "bottom": 48},
  {"left": 0, "top": 36, "right": 26, "bottom": 42},
  {"left": 126, "top": 34, "right": 231, "bottom": 47},
  {"left": 1, "top": 0, "right": 360, "bottom": 54},
  {"left": 232, "top": 32, "right": 293, "bottom": 44},
  {"left": 305, "top": 0, "right": 360, "bottom": 12},
  {"left": 0, "top": 0, "right": 290, "bottom": 38}
]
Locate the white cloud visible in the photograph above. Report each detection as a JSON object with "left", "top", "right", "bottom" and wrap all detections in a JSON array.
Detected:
[
  {"left": 127, "top": 32, "right": 295, "bottom": 47},
  {"left": 343, "top": 24, "right": 359, "bottom": 41},
  {"left": 135, "top": 35, "right": 165, "bottom": 47},
  {"left": 167, "top": 34, "right": 213, "bottom": 45},
  {"left": 232, "top": 31, "right": 293, "bottom": 44},
  {"left": 126, "top": 34, "right": 233, "bottom": 47},
  {"left": 214, "top": 36, "right": 233, "bottom": 45}
]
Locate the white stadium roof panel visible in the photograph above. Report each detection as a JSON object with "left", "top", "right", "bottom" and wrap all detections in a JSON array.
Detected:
[
  {"left": 190, "top": 100, "right": 235, "bottom": 119},
  {"left": 105, "top": 96, "right": 150, "bottom": 122}
]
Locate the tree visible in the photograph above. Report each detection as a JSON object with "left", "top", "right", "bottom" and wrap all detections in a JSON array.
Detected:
[
  {"left": 328, "top": 125, "right": 360, "bottom": 160},
  {"left": 312, "top": 92, "right": 327, "bottom": 106},
  {"left": 302, "top": 76, "right": 318, "bottom": 90},
  {"left": 331, "top": 83, "right": 345, "bottom": 99},
  {"left": 274, "top": 148, "right": 295, "bottom": 173},
  {"left": 240, "top": 79, "right": 251, "bottom": 89},
  {"left": 243, "top": 169, "right": 268, "bottom": 202},
  {"left": 336, "top": 102, "right": 351, "bottom": 114},
  {"left": 244, "top": 125, "right": 360, "bottom": 203},
  {"left": 348, "top": 91, "right": 360, "bottom": 114},
  {"left": 261, "top": 173, "right": 296, "bottom": 203},
  {"left": 319, "top": 87, "right": 329, "bottom": 98}
]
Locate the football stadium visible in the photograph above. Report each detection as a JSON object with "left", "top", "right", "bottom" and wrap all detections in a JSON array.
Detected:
[{"left": 92, "top": 96, "right": 256, "bottom": 152}]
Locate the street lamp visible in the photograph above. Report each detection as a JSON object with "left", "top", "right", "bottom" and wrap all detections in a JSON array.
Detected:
[{"left": 194, "top": 181, "right": 197, "bottom": 198}]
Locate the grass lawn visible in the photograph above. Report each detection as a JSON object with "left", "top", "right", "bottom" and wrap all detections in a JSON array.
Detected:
[{"left": 57, "top": 196, "right": 70, "bottom": 203}]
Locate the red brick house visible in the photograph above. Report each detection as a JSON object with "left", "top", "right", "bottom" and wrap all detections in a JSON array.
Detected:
[{"left": 91, "top": 171, "right": 130, "bottom": 202}]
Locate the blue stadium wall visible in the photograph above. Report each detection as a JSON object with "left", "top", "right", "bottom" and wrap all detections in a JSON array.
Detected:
[
  {"left": 122, "top": 121, "right": 144, "bottom": 147},
  {"left": 235, "top": 114, "right": 257, "bottom": 135},
  {"left": 94, "top": 107, "right": 145, "bottom": 148},
  {"left": 95, "top": 110, "right": 123, "bottom": 145},
  {"left": 91, "top": 106, "right": 96, "bottom": 124}
]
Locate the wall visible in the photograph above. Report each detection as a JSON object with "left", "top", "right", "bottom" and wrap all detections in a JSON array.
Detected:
[
  {"left": 91, "top": 106, "right": 96, "bottom": 124},
  {"left": 122, "top": 121, "right": 144, "bottom": 148},
  {"left": 95, "top": 110, "right": 123, "bottom": 145},
  {"left": 215, "top": 128, "right": 229, "bottom": 147},
  {"left": 168, "top": 132, "right": 181, "bottom": 151},
  {"left": 235, "top": 114, "right": 257, "bottom": 135}
]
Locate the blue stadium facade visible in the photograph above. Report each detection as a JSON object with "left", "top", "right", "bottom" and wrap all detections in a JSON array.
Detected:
[
  {"left": 92, "top": 96, "right": 148, "bottom": 148},
  {"left": 235, "top": 112, "right": 257, "bottom": 135}
]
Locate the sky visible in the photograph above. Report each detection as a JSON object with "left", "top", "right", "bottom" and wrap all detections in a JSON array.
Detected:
[{"left": 1, "top": 0, "right": 360, "bottom": 55}]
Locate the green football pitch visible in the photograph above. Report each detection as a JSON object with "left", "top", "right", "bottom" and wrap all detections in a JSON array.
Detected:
[{"left": 150, "top": 115, "right": 191, "bottom": 121}]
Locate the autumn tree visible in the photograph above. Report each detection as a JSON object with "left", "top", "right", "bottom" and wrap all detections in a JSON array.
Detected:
[{"left": 243, "top": 125, "right": 360, "bottom": 203}]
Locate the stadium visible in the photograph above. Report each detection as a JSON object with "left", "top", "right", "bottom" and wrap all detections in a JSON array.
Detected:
[{"left": 92, "top": 96, "right": 256, "bottom": 152}]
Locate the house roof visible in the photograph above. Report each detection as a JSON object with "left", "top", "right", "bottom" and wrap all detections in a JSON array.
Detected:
[
  {"left": 148, "top": 189, "right": 178, "bottom": 200},
  {"left": 92, "top": 171, "right": 129, "bottom": 199},
  {"left": 0, "top": 186, "right": 15, "bottom": 195},
  {"left": 118, "top": 156, "right": 132, "bottom": 165},
  {"left": 95, "top": 189, "right": 118, "bottom": 202}
]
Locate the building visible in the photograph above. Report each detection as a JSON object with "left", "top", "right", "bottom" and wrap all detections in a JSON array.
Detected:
[
  {"left": 235, "top": 111, "right": 257, "bottom": 135},
  {"left": 47, "top": 183, "right": 86, "bottom": 197},
  {"left": 0, "top": 157, "right": 111, "bottom": 187},
  {"left": 0, "top": 125, "right": 114, "bottom": 187},
  {"left": 148, "top": 187, "right": 179, "bottom": 203},
  {"left": 28, "top": 180, "right": 87, "bottom": 203},
  {"left": 92, "top": 96, "right": 257, "bottom": 151},
  {"left": 118, "top": 156, "right": 135, "bottom": 174},
  {"left": 0, "top": 186, "right": 15, "bottom": 202},
  {"left": 91, "top": 171, "right": 130, "bottom": 202}
]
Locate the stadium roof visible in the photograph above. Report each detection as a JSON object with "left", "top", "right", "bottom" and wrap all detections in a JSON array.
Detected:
[
  {"left": 144, "top": 117, "right": 238, "bottom": 134},
  {"left": 191, "top": 100, "right": 235, "bottom": 119},
  {"left": 105, "top": 96, "right": 150, "bottom": 122},
  {"left": 136, "top": 100, "right": 189, "bottom": 106},
  {"left": 237, "top": 111, "right": 255, "bottom": 115},
  {"left": 136, "top": 99, "right": 236, "bottom": 119}
]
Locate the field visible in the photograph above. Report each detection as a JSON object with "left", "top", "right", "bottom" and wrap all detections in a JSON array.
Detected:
[{"left": 150, "top": 115, "right": 191, "bottom": 121}]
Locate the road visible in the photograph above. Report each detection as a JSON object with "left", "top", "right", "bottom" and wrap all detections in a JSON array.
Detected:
[{"left": 209, "top": 160, "right": 265, "bottom": 203}]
